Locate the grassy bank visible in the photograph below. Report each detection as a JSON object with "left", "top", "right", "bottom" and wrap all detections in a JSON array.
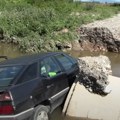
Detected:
[{"left": 0, "top": 0, "right": 120, "bottom": 53}]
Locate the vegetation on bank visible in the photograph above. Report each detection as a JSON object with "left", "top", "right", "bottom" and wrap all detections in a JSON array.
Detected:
[{"left": 0, "top": 0, "right": 120, "bottom": 53}]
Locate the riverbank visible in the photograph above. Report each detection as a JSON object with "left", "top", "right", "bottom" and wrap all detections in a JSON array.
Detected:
[
  {"left": 77, "top": 13, "right": 120, "bottom": 52},
  {"left": 0, "top": 0, "right": 120, "bottom": 53}
]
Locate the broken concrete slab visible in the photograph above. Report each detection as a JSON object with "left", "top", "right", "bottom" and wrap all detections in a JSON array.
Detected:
[
  {"left": 62, "top": 80, "right": 78, "bottom": 114},
  {"left": 65, "top": 75, "right": 120, "bottom": 120}
]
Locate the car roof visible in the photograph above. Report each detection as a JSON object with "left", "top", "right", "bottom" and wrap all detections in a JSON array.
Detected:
[{"left": 0, "top": 52, "right": 64, "bottom": 66}]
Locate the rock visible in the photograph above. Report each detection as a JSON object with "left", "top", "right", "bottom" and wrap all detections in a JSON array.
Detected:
[
  {"left": 77, "top": 55, "right": 112, "bottom": 96},
  {"left": 107, "top": 45, "right": 118, "bottom": 52},
  {"left": 71, "top": 40, "right": 83, "bottom": 51},
  {"left": 78, "top": 27, "right": 120, "bottom": 52},
  {"left": 0, "top": 28, "right": 4, "bottom": 40},
  {"left": 61, "top": 28, "right": 69, "bottom": 33},
  {"left": 11, "top": 37, "right": 19, "bottom": 44},
  {"left": 63, "top": 41, "right": 72, "bottom": 50},
  {"left": 55, "top": 41, "right": 63, "bottom": 50},
  {"left": 55, "top": 41, "right": 72, "bottom": 50},
  {"left": 115, "top": 40, "right": 120, "bottom": 46}
]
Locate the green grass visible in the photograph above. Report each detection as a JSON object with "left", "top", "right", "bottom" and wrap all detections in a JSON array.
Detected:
[{"left": 0, "top": 0, "right": 120, "bottom": 53}]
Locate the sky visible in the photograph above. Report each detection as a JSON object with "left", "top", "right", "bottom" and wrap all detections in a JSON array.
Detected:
[{"left": 80, "top": 0, "right": 120, "bottom": 3}]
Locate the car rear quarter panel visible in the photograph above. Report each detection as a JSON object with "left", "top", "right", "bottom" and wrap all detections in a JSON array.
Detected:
[{"left": 10, "top": 79, "right": 45, "bottom": 114}]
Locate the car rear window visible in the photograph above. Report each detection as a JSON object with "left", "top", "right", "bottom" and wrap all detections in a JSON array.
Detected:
[
  {"left": 55, "top": 54, "right": 73, "bottom": 71},
  {"left": 0, "top": 66, "right": 23, "bottom": 86}
]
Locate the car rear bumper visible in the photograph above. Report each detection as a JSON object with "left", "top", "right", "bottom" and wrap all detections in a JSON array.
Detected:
[{"left": 0, "top": 108, "right": 34, "bottom": 120}]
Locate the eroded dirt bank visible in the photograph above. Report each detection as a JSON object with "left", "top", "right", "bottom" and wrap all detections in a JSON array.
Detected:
[
  {"left": 74, "top": 14, "right": 120, "bottom": 52},
  {"left": 82, "top": 14, "right": 120, "bottom": 40}
]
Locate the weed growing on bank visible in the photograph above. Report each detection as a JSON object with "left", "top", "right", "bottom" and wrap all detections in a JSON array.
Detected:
[{"left": 0, "top": 0, "right": 120, "bottom": 52}]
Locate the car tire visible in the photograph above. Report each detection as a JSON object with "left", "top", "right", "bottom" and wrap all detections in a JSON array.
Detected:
[{"left": 33, "top": 105, "right": 50, "bottom": 120}]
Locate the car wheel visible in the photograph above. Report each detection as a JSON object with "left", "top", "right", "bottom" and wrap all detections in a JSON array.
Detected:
[{"left": 33, "top": 105, "right": 50, "bottom": 120}]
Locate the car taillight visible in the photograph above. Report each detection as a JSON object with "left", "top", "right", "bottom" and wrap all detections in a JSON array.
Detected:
[
  {"left": 0, "top": 92, "right": 14, "bottom": 115},
  {"left": 0, "top": 105, "right": 14, "bottom": 115},
  {"left": 0, "top": 93, "right": 11, "bottom": 101}
]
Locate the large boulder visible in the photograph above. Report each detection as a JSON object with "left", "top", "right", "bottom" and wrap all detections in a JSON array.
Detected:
[{"left": 77, "top": 55, "right": 112, "bottom": 96}]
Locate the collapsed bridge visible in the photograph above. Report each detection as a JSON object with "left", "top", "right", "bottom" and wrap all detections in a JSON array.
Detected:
[{"left": 63, "top": 55, "right": 120, "bottom": 120}]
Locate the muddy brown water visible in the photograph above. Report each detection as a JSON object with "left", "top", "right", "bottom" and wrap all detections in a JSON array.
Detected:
[{"left": 0, "top": 43, "right": 120, "bottom": 120}]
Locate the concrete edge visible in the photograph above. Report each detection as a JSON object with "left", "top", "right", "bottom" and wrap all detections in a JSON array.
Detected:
[{"left": 62, "top": 79, "right": 78, "bottom": 115}]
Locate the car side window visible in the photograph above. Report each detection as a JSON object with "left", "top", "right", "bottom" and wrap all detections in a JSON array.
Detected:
[
  {"left": 67, "top": 55, "right": 77, "bottom": 64},
  {"left": 19, "top": 63, "right": 38, "bottom": 83},
  {"left": 40, "top": 57, "right": 61, "bottom": 78},
  {"left": 55, "top": 54, "right": 73, "bottom": 71}
]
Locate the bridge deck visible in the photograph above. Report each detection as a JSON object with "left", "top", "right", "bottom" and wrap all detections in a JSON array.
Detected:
[{"left": 63, "top": 75, "right": 120, "bottom": 120}]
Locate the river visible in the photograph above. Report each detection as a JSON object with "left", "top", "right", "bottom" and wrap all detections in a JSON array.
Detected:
[{"left": 0, "top": 43, "right": 120, "bottom": 120}]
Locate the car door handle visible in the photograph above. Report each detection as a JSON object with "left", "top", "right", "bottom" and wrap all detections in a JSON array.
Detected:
[{"left": 47, "top": 84, "right": 54, "bottom": 89}]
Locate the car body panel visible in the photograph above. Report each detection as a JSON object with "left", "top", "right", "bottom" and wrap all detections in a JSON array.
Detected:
[{"left": 41, "top": 72, "right": 69, "bottom": 100}]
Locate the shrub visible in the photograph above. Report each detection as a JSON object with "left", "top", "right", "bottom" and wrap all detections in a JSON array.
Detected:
[{"left": 0, "top": 0, "right": 120, "bottom": 52}]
